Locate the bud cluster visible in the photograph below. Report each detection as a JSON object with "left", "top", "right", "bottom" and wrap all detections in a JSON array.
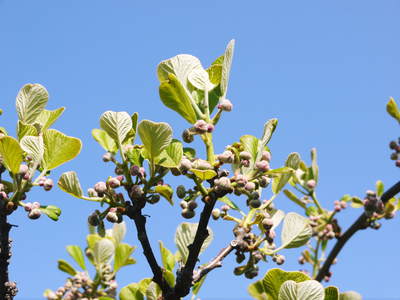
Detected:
[
  {"left": 389, "top": 139, "right": 400, "bottom": 167},
  {"left": 363, "top": 190, "right": 384, "bottom": 217},
  {"left": 24, "top": 201, "right": 42, "bottom": 220}
]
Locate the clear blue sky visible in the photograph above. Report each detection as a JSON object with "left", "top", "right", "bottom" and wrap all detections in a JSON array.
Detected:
[{"left": 1, "top": 1, "right": 399, "bottom": 299}]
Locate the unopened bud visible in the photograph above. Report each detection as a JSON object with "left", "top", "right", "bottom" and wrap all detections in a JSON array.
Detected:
[
  {"left": 106, "top": 212, "right": 118, "bottom": 223},
  {"left": 182, "top": 129, "right": 194, "bottom": 143},
  {"left": 217, "top": 150, "right": 234, "bottom": 164},
  {"left": 212, "top": 208, "right": 220, "bottom": 220},
  {"left": 261, "top": 151, "right": 271, "bottom": 162},
  {"left": 239, "top": 151, "right": 251, "bottom": 161},
  {"left": 259, "top": 176, "right": 270, "bottom": 188},
  {"left": 176, "top": 185, "right": 186, "bottom": 199},
  {"left": 306, "top": 179, "right": 316, "bottom": 189},
  {"left": 244, "top": 182, "right": 256, "bottom": 192},
  {"left": 19, "top": 164, "right": 29, "bottom": 176},
  {"left": 94, "top": 182, "right": 107, "bottom": 195},
  {"left": 43, "top": 178, "right": 54, "bottom": 191},
  {"left": 102, "top": 152, "right": 113, "bottom": 162},
  {"left": 28, "top": 208, "right": 41, "bottom": 219},
  {"left": 87, "top": 188, "right": 98, "bottom": 197},
  {"left": 255, "top": 160, "right": 270, "bottom": 172},
  {"left": 218, "top": 99, "right": 233, "bottom": 112},
  {"left": 193, "top": 120, "right": 209, "bottom": 134},
  {"left": 235, "top": 174, "right": 248, "bottom": 187},
  {"left": 129, "top": 185, "right": 143, "bottom": 200},
  {"left": 108, "top": 177, "right": 121, "bottom": 188},
  {"left": 181, "top": 208, "right": 195, "bottom": 219}
]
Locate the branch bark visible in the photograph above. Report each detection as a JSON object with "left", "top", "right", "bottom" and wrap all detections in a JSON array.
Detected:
[{"left": 315, "top": 180, "right": 400, "bottom": 282}]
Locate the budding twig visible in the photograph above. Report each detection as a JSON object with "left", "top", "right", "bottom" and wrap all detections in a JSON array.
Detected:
[{"left": 315, "top": 180, "right": 400, "bottom": 282}]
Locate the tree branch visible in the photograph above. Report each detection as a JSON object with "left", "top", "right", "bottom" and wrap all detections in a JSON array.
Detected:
[
  {"left": 192, "top": 239, "right": 238, "bottom": 283},
  {"left": 316, "top": 180, "right": 400, "bottom": 282},
  {"left": 174, "top": 194, "right": 218, "bottom": 298}
]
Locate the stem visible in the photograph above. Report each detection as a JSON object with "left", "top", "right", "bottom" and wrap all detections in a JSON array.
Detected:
[
  {"left": 201, "top": 134, "right": 215, "bottom": 164},
  {"left": 310, "top": 191, "right": 323, "bottom": 214},
  {"left": 312, "top": 239, "right": 321, "bottom": 278},
  {"left": 203, "top": 86, "right": 210, "bottom": 121},
  {"left": 315, "top": 181, "right": 400, "bottom": 281}
]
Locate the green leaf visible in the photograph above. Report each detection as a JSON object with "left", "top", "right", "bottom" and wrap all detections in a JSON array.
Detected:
[
  {"left": 58, "top": 171, "right": 84, "bottom": 199},
  {"left": 192, "top": 275, "right": 207, "bottom": 295},
  {"left": 40, "top": 205, "right": 62, "bottom": 221},
  {"left": 248, "top": 279, "right": 268, "bottom": 300},
  {"left": 138, "top": 120, "right": 172, "bottom": 161},
  {"left": 220, "top": 39, "right": 235, "bottom": 97},
  {"left": 57, "top": 259, "right": 77, "bottom": 276},
  {"left": 111, "top": 222, "right": 127, "bottom": 245},
  {"left": 190, "top": 169, "right": 217, "bottom": 181},
  {"left": 0, "top": 127, "right": 7, "bottom": 135},
  {"left": 324, "top": 286, "right": 339, "bottom": 300},
  {"left": 156, "top": 139, "right": 183, "bottom": 168},
  {"left": 159, "top": 74, "right": 198, "bottom": 124},
  {"left": 34, "top": 107, "right": 65, "bottom": 130},
  {"left": 286, "top": 153, "right": 301, "bottom": 169},
  {"left": 87, "top": 234, "right": 101, "bottom": 250},
  {"left": 218, "top": 196, "right": 245, "bottom": 216},
  {"left": 188, "top": 67, "right": 215, "bottom": 91},
  {"left": 280, "top": 213, "right": 312, "bottom": 249},
  {"left": 339, "top": 291, "right": 362, "bottom": 300},
  {"left": 163, "top": 269, "right": 175, "bottom": 287},
  {"left": 262, "top": 268, "right": 311, "bottom": 300},
  {"left": 175, "top": 222, "right": 213, "bottom": 263},
  {"left": 376, "top": 180, "right": 384, "bottom": 197},
  {"left": 271, "top": 210, "right": 285, "bottom": 230},
  {"left": 267, "top": 167, "right": 293, "bottom": 175},
  {"left": 20, "top": 135, "right": 44, "bottom": 164},
  {"left": 207, "top": 63, "right": 222, "bottom": 85},
  {"left": 138, "top": 278, "right": 153, "bottom": 294},
  {"left": 283, "top": 189, "right": 306, "bottom": 209},
  {"left": 260, "top": 119, "right": 278, "bottom": 149},
  {"left": 100, "top": 111, "right": 132, "bottom": 146},
  {"left": 183, "top": 147, "right": 196, "bottom": 160},
  {"left": 159, "top": 241, "right": 175, "bottom": 272},
  {"left": 17, "top": 121, "right": 37, "bottom": 140},
  {"left": 92, "top": 129, "right": 118, "bottom": 153},
  {"left": 119, "top": 283, "right": 144, "bottom": 300},
  {"left": 146, "top": 282, "right": 162, "bottom": 300},
  {"left": 93, "top": 238, "right": 115, "bottom": 265},
  {"left": 386, "top": 97, "right": 400, "bottom": 123},
  {"left": 278, "top": 280, "right": 324, "bottom": 300},
  {"left": 42, "top": 129, "right": 82, "bottom": 170},
  {"left": 0, "top": 136, "right": 23, "bottom": 174},
  {"left": 351, "top": 197, "right": 364, "bottom": 208},
  {"left": 240, "top": 134, "right": 260, "bottom": 176},
  {"left": 114, "top": 243, "right": 136, "bottom": 272},
  {"left": 16, "top": 83, "right": 48, "bottom": 124},
  {"left": 154, "top": 184, "right": 174, "bottom": 205},
  {"left": 66, "top": 245, "right": 86, "bottom": 270}
]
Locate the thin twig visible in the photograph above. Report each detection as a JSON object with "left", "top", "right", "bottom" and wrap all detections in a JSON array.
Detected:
[{"left": 316, "top": 181, "right": 400, "bottom": 281}]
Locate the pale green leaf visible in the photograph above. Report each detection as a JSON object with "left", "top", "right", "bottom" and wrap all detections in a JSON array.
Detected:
[
  {"left": 188, "top": 67, "right": 215, "bottom": 91},
  {"left": 311, "top": 148, "right": 319, "bottom": 182},
  {"left": 248, "top": 280, "right": 268, "bottom": 300},
  {"left": 100, "top": 111, "right": 132, "bottom": 145},
  {"left": 119, "top": 283, "right": 144, "bottom": 300},
  {"left": 156, "top": 139, "right": 183, "bottom": 168},
  {"left": 218, "top": 196, "right": 245, "bottom": 216},
  {"left": 145, "top": 282, "right": 161, "bottom": 300},
  {"left": 40, "top": 205, "right": 62, "bottom": 221},
  {"left": 34, "top": 107, "right": 65, "bottom": 130},
  {"left": 0, "top": 136, "right": 23, "bottom": 174},
  {"left": 42, "top": 129, "right": 82, "bottom": 170},
  {"left": 16, "top": 83, "right": 48, "bottom": 124},
  {"left": 17, "top": 121, "right": 37, "bottom": 140},
  {"left": 66, "top": 245, "right": 86, "bottom": 270},
  {"left": 175, "top": 222, "right": 213, "bottom": 263},
  {"left": 20, "top": 135, "right": 44, "bottom": 164},
  {"left": 280, "top": 213, "right": 312, "bottom": 249},
  {"left": 155, "top": 184, "right": 174, "bottom": 205},
  {"left": 138, "top": 120, "right": 172, "bottom": 160},
  {"left": 58, "top": 171, "right": 84, "bottom": 199},
  {"left": 92, "top": 129, "right": 118, "bottom": 153},
  {"left": 114, "top": 243, "right": 136, "bottom": 272},
  {"left": 93, "top": 238, "right": 115, "bottom": 265},
  {"left": 190, "top": 169, "right": 217, "bottom": 181},
  {"left": 159, "top": 241, "right": 175, "bottom": 272},
  {"left": 283, "top": 189, "right": 306, "bottom": 209},
  {"left": 111, "top": 221, "right": 126, "bottom": 245},
  {"left": 278, "top": 280, "right": 324, "bottom": 300},
  {"left": 376, "top": 180, "right": 384, "bottom": 197},
  {"left": 339, "top": 291, "right": 362, "bottom": 300},
  {"left": 57, "top": 259, "right": 77, "bottom": 276},
  {"left": 220, "top": 39, "right": 235, "bottom": 97}
]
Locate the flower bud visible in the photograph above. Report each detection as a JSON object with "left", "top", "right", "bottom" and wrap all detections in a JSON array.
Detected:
[
  {"left": 249, "top": 199, "right": 261, "bottom": 208},
  {"left": 148, "top": 194, "right": 160, "bottom": 204},
  {"left": 193, "top": 120, "right": 209, "bottom": 134},
  {"left": 262, "top": 218, "right": 273, "bottom": 230},
  {"left": 88, "top": 213, "right": 100, "bottom": 226},
  {"left": 218, "top": 99, "right": 233, "bottom": 112},
  {"left": 129, "top": 185, "right": 143, "bottom": 200},
  {"left": 130, "top": 165, "right": 146, "bottom": 178},
  {"left": 298, "top": 256, "right": 305, "bottom": 265},
  {"left": 192, "top": 159, "right": 212, "bottom": 170},
  {"left": 221, "top": 204, "right": 230, "bottom": 212},
  {"left": 43, "top": 178, "right": 54, "bottom": 191},
  {"left": 241, "top": 159, "right": 250, "bottom": 167},
  {"left": 306, "top": 179, "right": 316, "bottom": 189},
  {"left": 261, "top": 151, "right": 271, "bottom": 162},
  {"left": 114, "top": 166, "right": 124, "bottom": 175},
  {"left": 28, "top": 208, "right": 41, "bottom": 219},
  {"left": 239, "top": 151, "right": 251, "bottom": 160},
  {"left": 0, "top": 191, "right": 8, "bottom": 200},
  {"left": 102, "top": 152, "right": 113, "bottom": 162},
  {"left": 259, "top": 176, "right": 271, "bottom": 188},
  {"left": 182, "top": 129, "right": 194, "bottom": 143},
  {"left": 181, "top": 208, "right": 195, "bottom": 219},
  {"left": 245, "top": 182, "right": 256, "bottom": 192},
  {"left": 87, "top": 188, "right": 98, "bottom": 197},
  {"left": 179, "top": 158, "right": 192, "bottom": 173},
  {"left": 180, "top": 200, "right": 188, "bottom": 209},
  {"left": 24, "top": 202, "right": 32, "bottom": 212},
  {"left": 274, "top": 254, "right": 285, "bottom": 265},
  {"left": 94, "top": 182, "right": 107, "bottom": 195},
  {"left": 19, "top": 164, "right": 29, "bottom": 176},
  {"left": 217, "top": 150, "right": 234, "bottom": 164},
  {"left": 214, "top": 177, "right": 232, "bottom": 192},
  {"left": 32, "top": 202, "right": 40, "bottom": 209},
  {"left": 106, "top": 212, "right": 118, "bottom": 223},
  {"left": 207, "top": 124, "right": 214, "bottom": 133},
  {"left": 108, "top": 177, "right": 121, "bottom": 188},
  {"left": 396, "top": 160, "right": 400, "bottom": 168},
  {"left": 390, "top": 141, "right": 397, "bottom": 149},
  {"left": 187, "top": 200, "right": 198, "bottom": 210},
  {"left": 235, "top": 174, "right": 248, "bottom": 187},
  {"left": 176, "top": 185, "right": 186, "bottom": 199},
  {"left": 212, "top": 208, "right": 220, "bottom": 220},
  {"left": 390, "top": 153, "right": 398, "bottom": 160},
  {"left": 255, "top": 160, "right": 270, "bottom": 172}
]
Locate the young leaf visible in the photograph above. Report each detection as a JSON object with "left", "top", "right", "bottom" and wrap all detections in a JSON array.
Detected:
[
  {"left": 261, "top": 268, "right": 311, "bottom": 300},
  {"left": 260, "top": 118, "right": 278, "bottom": 149},
  {"left": 183, "top": 147, "right": 196, "bottom": 160},
  {"left": 339, "top": 291, "right": 362, "bottom": 300},
  {"left": 111, "top": 222, "right": 126, "bottom": 245},
  {"left": 40, "top": 205, "right": 62, "bottom": 221},
  {"left": 16, "top": 83, "right": 49, "bottom": 124},
  {"left": 66, "top": 245, "right": 86, "bottom": 270},
  {"left": 188, "top": 67, "right": 215, "bottom": 91},
  {"left": 17, "top": 121, "right": 37, "bottom": 140},
  {"left": 34, "top": 107, "right": 65, "bottom": 130},
  {"left": 100, "top": 111, "right": 132, "bottom": 145},
  {"left": 156, "top": 139, "right": 183, "bottom": 168},
  {"left": 159, "top": 74, "right": 197, "bottom": 124},
  {"left": 57, "top": 259, "right": 77, "bottom": 276},
  {"left": 114, "top": 243, "right": 136, "bottom": 272},
  {"left": 278, "top": 280, "right": 324, "bottom": 300},
  {"left": 58, "top": 171, "right": 84, "bottom": 199},
  {"left": 220, "top": 39, "right": 235, "bottom": 97},
  {"left": 146, "top": 282, "right": 162, "bottom": 300},
  {"left": 0, "top": 136, "right": 23, "bottom": 174},
  {"left": 324, "top": 286, "right": 339, "bottom": 300},
  {"left": 159, "top": 241, "right": 175, "bottom": 272},
  {"left": 119, "top": 283, "right": 144, "bottom": 300},
  {"left": 175, "top": 222, "right": 213, "bottom": 263},
  {"left": 386, "top": 97, "right": 400, "bottom": 124},
  {"left": 310, "top": 148, "right": 319, "bottom": 182},
  {"left": 218, "top": 196, "right": 245, "bottom": 216},
  {"left": 93, "top": 238, "right": 115, "bottom": 266},
  {"left": 158, "top": 54, "right": 203, "bottom": 85},
  {"left": 154, "top": 184, "right": 174, "bottom": 205},
  {"left": 280, "top": 213, "right": 312, "bottom": 249},
  {"left": 283, "top": 189, "right": 306, "bottom": 209},
  {"left": 248, "top": 279, "right": 267, "bottom": 300},
  {"left": 376, "top": 180, "right": 384, "bottom": 197},
  {"left": 92, "top": 129, "right": 118, "bottom": 153},
  {"left": 42, "top": 129, "right": 82, "bottom": 170},
  {"left": 138, "top": 120, "right": 172, "bottom": 160},
  {"left": 190, "top": 169, "right": 217, "bottom": 181},
  {"left": 20, "top": 135, "right": 44, "bottom": 164}
]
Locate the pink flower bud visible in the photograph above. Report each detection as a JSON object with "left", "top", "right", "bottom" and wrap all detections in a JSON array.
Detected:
[
  {"left": 28, "top": 208, "right": 41, "bottom": 219},
  {"left": 217, "top": 99, "right": 233, "bottom": 112},
  {"left": 255, "top": 160, "right": 270, "bottom": 172},
  {"left": 193, "top": 120, "right": 209, "bottom": 134},
  {"left": 43, "top": 178, "right": 54, "bottom": 191}
]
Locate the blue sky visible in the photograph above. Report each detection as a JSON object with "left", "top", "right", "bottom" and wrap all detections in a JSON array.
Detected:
[{"left": 1, "top": 0, "right": 400, "bottom": 299}]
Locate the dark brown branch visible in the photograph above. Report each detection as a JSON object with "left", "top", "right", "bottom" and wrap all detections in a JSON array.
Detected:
[
  {"left": 126, "top": 204, "right": 173, "bottom": 298},
  {"left": 316, "top": 180, "right": 400, "bottom": 282},
  {"left": 173, "top": 194, "right": 218, "bottom": 298},
  {"left": 192, "top": 239, "right": 238, "bottom": 283}
]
